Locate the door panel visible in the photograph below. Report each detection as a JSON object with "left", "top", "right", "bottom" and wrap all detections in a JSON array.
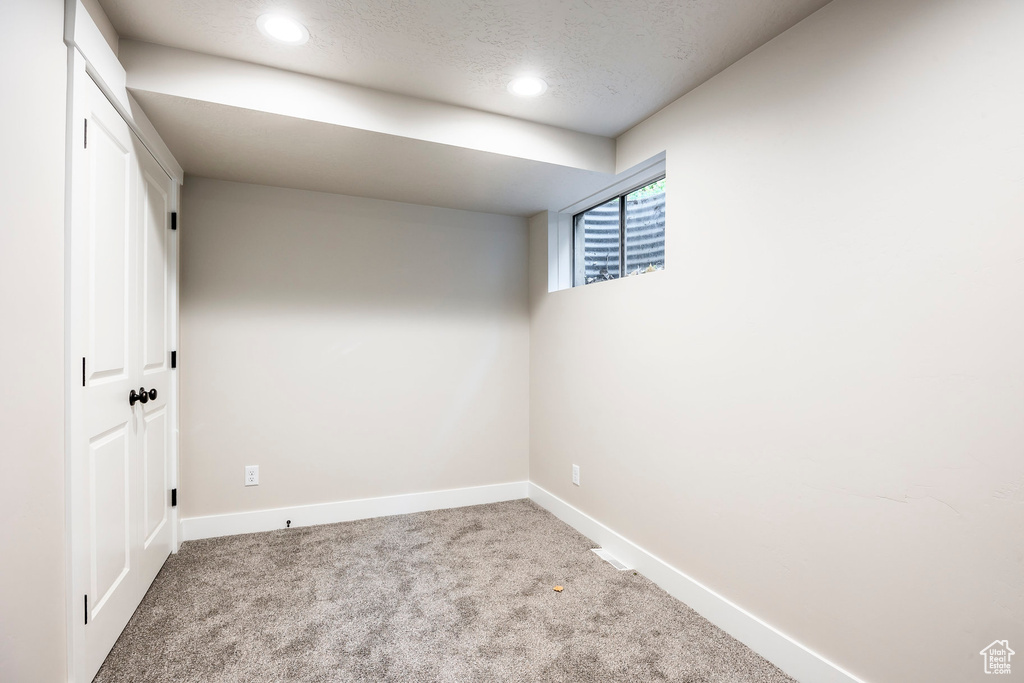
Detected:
[
  {"left": 87, "top": 113, "right": 132, "bottom": 381},
  {"left": 89, "top": 425, "right": 131, "bottom": 609},
  {"left": 143, "top": 406, "right": 168, "bottom": 546},
  {"left": 141, "top": 166, "right": 168, "bottom": 373}
]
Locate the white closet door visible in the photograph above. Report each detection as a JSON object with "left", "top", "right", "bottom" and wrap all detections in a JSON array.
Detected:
[
  {"left": 78, "top": 77, "right": 142, "bottom": 679},
  {"left": 135, "top": 137, "right": 174, "bottom": 587},
  {"left": 74, "top": 76, "right": 174, "bottom": 681}
]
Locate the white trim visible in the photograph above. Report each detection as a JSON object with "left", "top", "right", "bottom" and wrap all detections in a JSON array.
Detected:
[
  {"left": 168, "top": 171, "right": 181, "bottom": 554},
  {"left": 65, "top": 0, "right": 128, "bottom": 111},
  {"left": 540, "top": 210, "right": 574, "bottom": 294},
  {"left": 127, "top": 94, "right": 185, "bottom": 184},
  {"left": 65, "top": 50, "right": 93, "bottom": 683},
  {"left": 180, "top": 482, "right": 530, "bottom": 542},
  {"left": 64, "top": 1, "right": 184, "bottom": 184},
  {"left": 558, "top": 150, "right": 666, "bottom": 215},
  {"left": 555, "top": 212, "right": 573, "bottom": 292},
  {"left": 547, "top": 151, "right": 666, "bottom": 293},
  {"left": 64, "top": 47, "right": 87, "bottom": 683},
  {"left": 527, "top": 483, "right": 867, "bottom": 683}
]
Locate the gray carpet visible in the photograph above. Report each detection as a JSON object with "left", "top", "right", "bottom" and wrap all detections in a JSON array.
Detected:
[{"left": 95, "top": 499, "right": 796, "bottom": 682}]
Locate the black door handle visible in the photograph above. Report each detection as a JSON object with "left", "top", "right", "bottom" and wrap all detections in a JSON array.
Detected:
[
  {"left": 129, "top": 387, "right": 151, "bottom": 406},
  {"left": 148, "top": 388, "right": 157, "bottom": 401}
]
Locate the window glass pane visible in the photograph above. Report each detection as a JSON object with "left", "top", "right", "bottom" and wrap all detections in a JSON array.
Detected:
[
  {"left": 578, "top": 198, "right": 621, "bottom": 285},
  {"left": 625, "top": 178, "right": 665, "bottom": 276}
]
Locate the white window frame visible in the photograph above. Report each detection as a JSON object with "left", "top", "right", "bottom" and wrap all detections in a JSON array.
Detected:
[
  {"left": 572, "top": 174, "right": 666, "bottom": 287},
  {"left": 547, "top": 152, "right": 666, "bottom": 292}
]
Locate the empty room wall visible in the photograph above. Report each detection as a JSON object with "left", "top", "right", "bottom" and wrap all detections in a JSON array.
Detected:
[
  {"left": 0, "top": 0, "right": 68, "bottom": 680},
  {"left": 180, "top": 178, "right": 529, "bottom": 520},
  {"left": 529, "top": 0, "right": 1024, "bottom": 681}
]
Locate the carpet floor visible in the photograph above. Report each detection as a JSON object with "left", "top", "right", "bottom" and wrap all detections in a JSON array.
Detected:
[{"left": 94, "top": 499, "right": 796, "bottom": 682}]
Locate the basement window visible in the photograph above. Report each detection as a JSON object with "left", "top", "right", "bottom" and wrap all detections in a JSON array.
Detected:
[{"left": 573, "top": 177, "right": 665, "bottom": 286}]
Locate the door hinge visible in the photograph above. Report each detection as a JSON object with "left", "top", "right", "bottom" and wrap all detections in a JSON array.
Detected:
[
  {"left": 84, "top": 595, "right": 88, "bottom": 625},
  {"left": 170, "top": 211, "right": 177, "bottom": 230},
  {"left": 171, "top": 488, "right": 177, "bottom": 507},
  {"left": 82, "top": 357, "right": 86, "bottom": 387},
  {"left": 84, "top": 119, "right": 88, "bottom": 149},
  {"left": 171, "top": 350, "right": 177, "bottom": 368}
]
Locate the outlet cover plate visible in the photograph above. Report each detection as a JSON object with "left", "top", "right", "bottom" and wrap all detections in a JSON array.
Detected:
[
  {"left": 572, "top": 464, "right": 580, "bottom": 486},
  {"left": 245, "top": 465, "right": 259, "bottom": 486}
]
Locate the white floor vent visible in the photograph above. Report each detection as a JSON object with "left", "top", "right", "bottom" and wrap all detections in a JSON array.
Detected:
[{"left": 592, "top": 548, "right": 631, "bottom": 571}]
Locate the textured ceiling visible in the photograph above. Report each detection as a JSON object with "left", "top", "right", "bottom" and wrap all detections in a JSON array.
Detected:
[{"left": 100, "top": 0, "right": 831, "bottom": 137}]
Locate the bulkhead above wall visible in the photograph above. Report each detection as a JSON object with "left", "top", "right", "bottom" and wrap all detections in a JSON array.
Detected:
[{"left": 118, "top": 41, "right": 618, "bottom": 216}]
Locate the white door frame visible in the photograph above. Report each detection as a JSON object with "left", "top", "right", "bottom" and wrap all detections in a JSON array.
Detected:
[{"left": 64, "top": 3, "right": 183, "bottom": 680}]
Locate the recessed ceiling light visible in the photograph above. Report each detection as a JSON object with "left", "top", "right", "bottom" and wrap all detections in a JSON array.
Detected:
[
  {"left": 508, "top": 76, "right": 548, "bottom": 97},
  {"left": 257, "top": 14, "right": 309, "bottom": 45}
]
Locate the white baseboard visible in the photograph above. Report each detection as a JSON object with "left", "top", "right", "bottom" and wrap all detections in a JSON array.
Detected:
[
  {"left": 180, "top": 481, "right": 529, "bottom": 542},
  {"left": 527, "top": 483, "right": 866, "bottom": 683}
]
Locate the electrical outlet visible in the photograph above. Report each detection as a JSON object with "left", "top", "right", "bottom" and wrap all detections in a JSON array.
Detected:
[
  {"left": 572, "top": 464, "right": 580, "bottom": 486},
  {"left": 245, "top": 465, "right": 259, "bottom": 486}
]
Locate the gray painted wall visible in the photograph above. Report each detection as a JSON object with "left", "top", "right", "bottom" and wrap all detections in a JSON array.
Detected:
[
  {"left": 179, "top": 178, "right": 530, "bottom": 519},
  {"left": 0, "top": 0, "right": 68, "bottom": 680},
  {"left": 530, "top": 0, "right": 1024, "bottom": 681}
]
